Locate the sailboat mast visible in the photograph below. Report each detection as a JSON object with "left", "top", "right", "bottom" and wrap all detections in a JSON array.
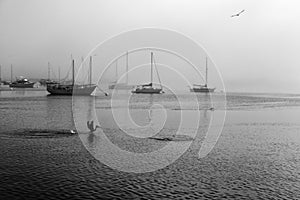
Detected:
[
  {"left": 89, "top": 56, "right": 92, "bottom": 86},
  {"left": 58, "top": 67, "right": 60, "bottom": 83},
  {"left": 0, "top": 65, "right": 2, "bottom": 83},
  {"left": 205, "top": 57, "right": 208, "bottom": 87},
  {"left": 10, "top": 64, "right": 13, "bottom": 82},
  {"left": 151, "top": 52, "right": 153, "bottom": 84},
  {"left": 72, "top": 59, "right": 75, "bottom": 86},
  {"left": 48, "top": 62, "right": 50, "bottom": 80},
  {"left": 115, "top": 59, "right": 118, "bottom": 82},
  {"left": 126, "top": 51, "right": 128, "bottom": 84},
  {"left": 153, "top": 55, "right": 163, "bottom": 90}
]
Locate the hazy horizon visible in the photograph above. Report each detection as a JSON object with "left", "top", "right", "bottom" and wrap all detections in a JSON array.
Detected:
[{"left": 1, "top": 0, "right": 300, "bottom": 94}]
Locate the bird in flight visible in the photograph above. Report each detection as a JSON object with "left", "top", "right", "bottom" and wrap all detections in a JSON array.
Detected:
[{"left": 231, "top": 9, "right": 245, "bottom": 17}]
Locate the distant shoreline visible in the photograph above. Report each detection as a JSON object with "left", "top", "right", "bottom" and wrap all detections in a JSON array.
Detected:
[
  {"left": 1, "top": 86, "right": 300, "bottom": 96},
  {"left": 0, "top": 86, "right": 47, "bottom": 91}
]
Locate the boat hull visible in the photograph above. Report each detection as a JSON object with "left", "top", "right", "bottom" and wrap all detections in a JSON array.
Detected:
[
  {"left": 190, "top": 87, "right": 215, "bottom": 93},
  {"left": 132, "top": 88, "right": 163, "bottom": 94},
  {"left": 47, "top": 84, "right": 97, "bottom": 95},
  {"left": 9, "top": 82, "right": 35, "bottom": 88}
]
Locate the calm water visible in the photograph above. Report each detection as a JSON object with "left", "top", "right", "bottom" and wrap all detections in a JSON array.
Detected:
[{"left": 0, "top": 90, "right": 299, "bottom": 199}]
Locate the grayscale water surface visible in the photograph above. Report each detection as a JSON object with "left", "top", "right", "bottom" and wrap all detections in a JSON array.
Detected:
[{"left": 0, "top": 90, "right": 299, "bottom": 199}]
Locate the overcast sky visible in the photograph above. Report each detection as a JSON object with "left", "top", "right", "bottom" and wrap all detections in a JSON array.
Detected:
[{"left": 0, "top": 0, "right": 300, "bottom": 93}]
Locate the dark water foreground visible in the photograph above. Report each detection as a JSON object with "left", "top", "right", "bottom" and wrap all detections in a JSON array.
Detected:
[{"left": 0, "top": 91, "right": 299, "bottom": 199}]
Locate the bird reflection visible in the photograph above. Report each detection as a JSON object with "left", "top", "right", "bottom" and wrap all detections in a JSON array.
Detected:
[{"left": 87, "top": 131, "right": 96, "bottom": 144}]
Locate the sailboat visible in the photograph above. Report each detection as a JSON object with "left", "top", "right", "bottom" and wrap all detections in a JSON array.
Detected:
[
  {"left": 190, "top": 57, "right": 215, "bottom": 93},
  {"left": 46, "top": 57, "right": 97, "bottom": 95},
  {"left": 108, "top": 51, "right": 134, "bottom": 90},
  {"left": 132, "top": 52, "right": 163, "bottom": 94},
  {"left": 40, "top": 62, "right": 58, "bottom": 86}
]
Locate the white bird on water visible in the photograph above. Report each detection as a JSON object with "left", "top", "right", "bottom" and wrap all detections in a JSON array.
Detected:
[
  {"left": 231, "top": 9, "right": 245, "bottom": 17},
  {"left": 87, "top": 120, "right": 100, "bottom": 132}
]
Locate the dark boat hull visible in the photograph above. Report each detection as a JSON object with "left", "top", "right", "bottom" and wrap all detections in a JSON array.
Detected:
[
  {"left": 9, "top": 82, "right": 35, "bottom": 88},
  {"left": 47, "top": 84, "right": 97, "bottom": 95},
  {"left": 190, "top": 87, "right": 215, "bottom": 93},
  {"left": 132, "top": 88, "right": 162, "bottom": 94}
]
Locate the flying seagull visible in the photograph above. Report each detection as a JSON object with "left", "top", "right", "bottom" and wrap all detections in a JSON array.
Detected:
[{"left": 231, "top": 9, "right": 245, "bottom": 17}]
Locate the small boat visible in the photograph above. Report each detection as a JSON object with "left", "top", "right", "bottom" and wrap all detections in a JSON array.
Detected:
[
  {"left": 40, "top": 62, "right": 59, "bottom": 86},
  {"left": 132, "top": 52, "right": 163, "bottom": 94},
  {"left": 190, "top": 57, "right": 215, "bottom": 93},
  {"left": 9, "top": 76, "right": 36, "bottom": 88},
  {"left": 47, "top": 57, "right": 97, "bottom": 95},
  {"left": 40, "top": 79, "right": 58, "bottom": 86},
  {"left": 109, "top": 51, "right": 134, "bottom": 90},
  {"left": 132, "top": 83, "right": 162, "bottom": 94},
  {"left": 190, "top": 84, "right": 215, "bottom": 93}
]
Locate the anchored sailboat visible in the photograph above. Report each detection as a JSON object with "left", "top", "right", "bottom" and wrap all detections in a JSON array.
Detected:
[
  {"left": 109, "top": 51, "right": 134, "bottom": 90},
  {"left": 46, "top": 57, "right": 97, "bottom": 95},
  {"left": 190, "top": 57, "right": 215, "bottom": 93},
  {"left": 132, "top": 52, "right": 163, "bottom": 94},
  {"left": 40, "top": 62, "right": 58, "bottom": 86}
]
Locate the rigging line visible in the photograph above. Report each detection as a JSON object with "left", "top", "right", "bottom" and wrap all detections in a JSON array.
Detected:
[
  {"left": 82, "top": 67, "right": 89, "bottom": 84},
  {"left": 153, "top": 56, "right": 163, "bottom": 89},
  {"left": 63, "top": 65, "right": 71, "bottom": 80},
  {"left": 61, "top": 54, "right": 73, "bottom": 81},
  {"left": 47, "top": 62, "right": 58, "bottom": 80},
  {"left": 81, "top": 57, "right": 89, "bottom": 84},
  {"left": 50, "top": 66, "right": 57, "bottom": 80},
  {"left": 96, "top": 85, "right": 109, "bottom": 96},
  {"left": 62, "top": 58, "right": 73, "bottom": 81}
]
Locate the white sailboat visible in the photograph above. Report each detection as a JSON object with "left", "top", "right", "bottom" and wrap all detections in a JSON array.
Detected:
[
  {"left": 190, "top": 57, "right": 215, "bottom": 93},
  {"left": 132, "top": 52, "right": 163, "bottom": 94}
]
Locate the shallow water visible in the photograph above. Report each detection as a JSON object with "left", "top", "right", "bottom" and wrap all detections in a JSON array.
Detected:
[{"left": 0, "top": 90, "right": 300, "bottom": 199}]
